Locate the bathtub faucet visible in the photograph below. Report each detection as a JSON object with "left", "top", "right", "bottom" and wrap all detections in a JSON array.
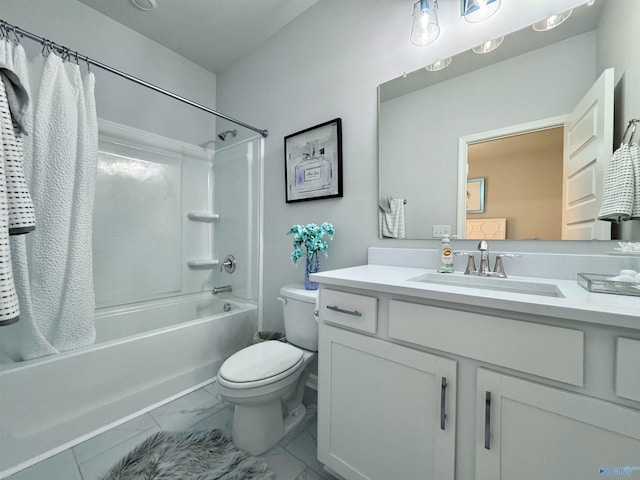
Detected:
[{"left": 212, "top": 285, "right": 232, "bottom": 295}]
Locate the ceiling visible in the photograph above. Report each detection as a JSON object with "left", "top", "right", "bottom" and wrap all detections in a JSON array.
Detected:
[{"left": 76, "top": 0, "right": 319, "bottom": 74}]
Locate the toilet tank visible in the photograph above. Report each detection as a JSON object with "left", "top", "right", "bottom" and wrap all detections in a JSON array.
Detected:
[{"left": 280, "top": 284, "right": 318, "bottom": 351}]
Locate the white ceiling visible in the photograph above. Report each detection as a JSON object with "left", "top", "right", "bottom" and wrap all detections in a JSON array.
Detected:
[{"left": 76, "top": 0, "right": 319, "bottom": 74}]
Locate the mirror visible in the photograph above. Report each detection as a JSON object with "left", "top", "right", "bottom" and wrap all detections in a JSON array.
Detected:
[{"left": 378, "top": 2, "right": 617, "bottom": 240}]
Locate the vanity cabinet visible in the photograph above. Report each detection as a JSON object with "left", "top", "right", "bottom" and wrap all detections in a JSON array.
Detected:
[
  {"left": 476, "top": 369, "right": 640, "bottom": 480},
  {"left": 317, "top": 324, "right": 457, "bottom": 480},
  {"left": 316, "top": 280, "right": 640, "bottom": 480}
]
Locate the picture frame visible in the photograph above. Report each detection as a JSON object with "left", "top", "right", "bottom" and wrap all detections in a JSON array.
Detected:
[
  {"left": 284, "top": 118, "right": 343, "bottom": 203},
  {"left": 466, "top": 177, "right": 485, "bottom": 214}
]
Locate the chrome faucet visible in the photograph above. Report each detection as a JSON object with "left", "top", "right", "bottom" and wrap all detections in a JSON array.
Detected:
[
  {"left": 212, "top": 285, "right": 232, "bottom": 295},
  {"left": 457, "top": 240, "right": 521, "bottom": 278},
  {"left": 477, "top": 240, "right": 491, "bottom": 276}
]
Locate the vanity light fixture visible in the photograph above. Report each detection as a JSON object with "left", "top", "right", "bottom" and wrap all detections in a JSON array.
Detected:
[
  {"left": 425, "top": 56, "right": 452, "bottom": 71},
  {"left": 410, "top": 0, "right": 440, "bottom": 46},
  {"left": 472, "top": 36, "right": 504, "bottom": 54},
  {"left": 463, "top": 0, "right": 501, "bottom": 23},
  {"left": 532, "top": 9, "right": 573, "bottom": 31}
]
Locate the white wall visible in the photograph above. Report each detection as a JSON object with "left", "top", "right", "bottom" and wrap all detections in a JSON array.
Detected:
[
  {"left": 380, "top": 32, "right": 595, "bottom": 239},
  {"left": 2, "top": 0, "right": 218, "bottom": 145},
  {"left": 216, "top": 0, "right": 598, "bottom": 332}
]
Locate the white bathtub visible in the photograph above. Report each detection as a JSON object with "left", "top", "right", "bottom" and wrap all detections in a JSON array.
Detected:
[{"left": 0, "top": 293, "right": 257, "bottom": 478}]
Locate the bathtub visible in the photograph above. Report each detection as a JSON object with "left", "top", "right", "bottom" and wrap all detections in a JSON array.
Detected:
[{"left": 0, "top": 293, "right": 257, "bottom": 478}]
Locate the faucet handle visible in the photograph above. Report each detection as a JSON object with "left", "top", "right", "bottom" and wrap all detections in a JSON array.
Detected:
[
  {"left": 455, "top": 251, "right": 477, "bottom": 275},
  {"left": 493, "top": 254, "right": 521, "bottom": 278}
]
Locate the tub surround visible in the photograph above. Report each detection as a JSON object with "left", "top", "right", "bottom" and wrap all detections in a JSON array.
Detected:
[{"left": 314, "top": 247, "right": 640, "bottom": 480}]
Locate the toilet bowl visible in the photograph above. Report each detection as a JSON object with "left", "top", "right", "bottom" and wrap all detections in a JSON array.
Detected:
[{"left": 217, "top": 284, "right": 318, "bottom": 455}]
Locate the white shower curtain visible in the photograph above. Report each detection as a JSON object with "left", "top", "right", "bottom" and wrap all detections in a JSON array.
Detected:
[{"left": 2, "top": 43, "right": 98, "bottom": 361}]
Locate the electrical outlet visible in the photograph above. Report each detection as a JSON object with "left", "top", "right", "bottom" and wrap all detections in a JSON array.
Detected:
[{"left": 432, "top": 225, "right": 451, "bottom": 238}]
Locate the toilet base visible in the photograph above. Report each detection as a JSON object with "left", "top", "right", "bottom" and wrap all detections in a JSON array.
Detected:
[{"left": 231, "top": 402, "right": 307, "bottom": 455}]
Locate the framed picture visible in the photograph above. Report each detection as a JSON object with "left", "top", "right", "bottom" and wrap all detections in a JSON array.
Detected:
[
  {"left": 284, "top": 118, "right": 343, "bottom": 203},
  {"left": 467, "top": 177, "right": 485, "bottom": 214}
]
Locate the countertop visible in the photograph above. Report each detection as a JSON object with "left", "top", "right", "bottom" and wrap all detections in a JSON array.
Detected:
[{"left": 311, "top": 265, "right": 640, "bottom": 330}]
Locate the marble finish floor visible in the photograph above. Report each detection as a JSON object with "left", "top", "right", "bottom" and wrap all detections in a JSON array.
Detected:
[{"left": 7, "top": 384, "right": 333, "bottom": 480}]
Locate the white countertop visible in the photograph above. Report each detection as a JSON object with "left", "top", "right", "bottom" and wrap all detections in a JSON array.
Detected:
[{"left": 311, "top": 265, "right": 640, "bottom": 330}]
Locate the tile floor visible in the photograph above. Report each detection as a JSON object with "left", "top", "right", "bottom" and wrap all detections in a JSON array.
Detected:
[{"left": 7, "top": 383, "right": 333, "bottom": 480}]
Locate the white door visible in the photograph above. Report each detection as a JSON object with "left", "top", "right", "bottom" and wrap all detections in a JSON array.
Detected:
[
  {"left": 562, "top": 68, "right": 614, "bottom": 239},
  {"left": 476, "top": 369, "right": 640, "bottom": 480},
  {"left": 318, "top": 324, "right": 457, "bottom": 480}
]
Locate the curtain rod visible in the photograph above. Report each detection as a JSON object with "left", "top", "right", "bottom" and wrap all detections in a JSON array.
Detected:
[{"left": 0, "top": 19, "right": 269, "bottom": 138}]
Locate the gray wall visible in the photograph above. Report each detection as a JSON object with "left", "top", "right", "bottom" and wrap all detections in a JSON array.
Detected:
[
  {"left": 380, "top": 32, "right": 595, "bottom": 239},
  {"left": 216, "top": 0, "right": 597, "bottom": 332},
  {"left": 2, "top": 0, "right": 218, "bottom": 145}
]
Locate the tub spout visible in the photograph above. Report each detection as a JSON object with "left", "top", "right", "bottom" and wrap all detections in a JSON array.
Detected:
[{"left": 212, "top": 285, "right": 232, "bottom": 295}]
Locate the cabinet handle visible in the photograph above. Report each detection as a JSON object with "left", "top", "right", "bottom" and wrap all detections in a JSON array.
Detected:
[
  {"left": 326, "top": 305, "right": 362, "bottom": 317},
  {"left": 484, "top": 391, "right": 491, "bottom": 450},
  {"left": 440, "top": 377, "right": 447, "bottom": 430}
]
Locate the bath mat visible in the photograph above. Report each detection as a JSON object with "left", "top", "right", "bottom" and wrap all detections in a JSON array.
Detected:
[{"left": 100, "top": 429, "right": 274, "bottom": 480}]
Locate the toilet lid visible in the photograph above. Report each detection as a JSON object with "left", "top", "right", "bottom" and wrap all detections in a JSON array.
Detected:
[{"left": 219, "top": 341, "right": 304, "bottom": 384}]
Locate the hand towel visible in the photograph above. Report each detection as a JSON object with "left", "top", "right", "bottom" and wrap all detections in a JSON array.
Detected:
[
  {"left": 631, "top": 143, "right": 640, "bottom": 218},
  {"left": 598, "top": 143, "right": 635, "bottom": 221},
  {"left": 378, "top": 197, "right": 406, "bottom": 239}
]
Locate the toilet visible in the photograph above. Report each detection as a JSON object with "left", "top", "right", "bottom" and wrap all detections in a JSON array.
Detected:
[{"left": 217, "top": 284, "right": 318, "bottom": 455}]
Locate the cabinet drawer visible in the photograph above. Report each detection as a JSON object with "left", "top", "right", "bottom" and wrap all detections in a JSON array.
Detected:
[
  {"left": 616, "top": 337, "right": 640, "bottom": 402},
  {"left": 389, "top": 300, "right": 584, "bottom": 386},
  {"left": 320, "top": 289, "right": 377, "bottom": 334}
]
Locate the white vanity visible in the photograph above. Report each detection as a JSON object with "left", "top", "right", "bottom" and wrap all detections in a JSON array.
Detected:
[{"left": 313, "top": 249, "right": 640, "bottom": 480}]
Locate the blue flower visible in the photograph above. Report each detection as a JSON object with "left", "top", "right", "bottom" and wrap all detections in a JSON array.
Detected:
[{"left": 287, "top": 222, "right": 335, "bottom": 265}]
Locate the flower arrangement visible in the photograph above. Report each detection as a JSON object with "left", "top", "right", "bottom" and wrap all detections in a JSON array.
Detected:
[{"left": 287, "top": 222, "right": 335, "bottom": 265}]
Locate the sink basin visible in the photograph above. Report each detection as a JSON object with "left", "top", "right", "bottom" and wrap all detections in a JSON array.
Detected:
[{"left": 409, "top": 273, "right": 564, "bottom": 298}]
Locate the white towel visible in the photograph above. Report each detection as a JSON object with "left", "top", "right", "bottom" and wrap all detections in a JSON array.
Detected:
[
  {"left": 378, "top": 197, "right": 406, "bottom": 239},
  {"left": 2, "top": 51, "right": 98, "bottom": 360},
  {"left": 598, "top": 143, "right": 635, "bottom": 221},
  {"left": 631, "top": 143, "right": 640, "bottom": 218}
]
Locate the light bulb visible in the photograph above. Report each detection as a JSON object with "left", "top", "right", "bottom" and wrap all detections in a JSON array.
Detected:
[
  {"left": 532, "top": 9, "right": 573, "bottom": 31},
  {"left": 472, "top": 36, "right": 504, "bottom": 54},
  {"left": 410, "top": 0, "right": 440, "bottom": 46},
  {"left": 425, "top": 57, "right": 452, "bottom": 71},
  {"left": 464, "top": 0, "right": 501, "bottom": 23}
]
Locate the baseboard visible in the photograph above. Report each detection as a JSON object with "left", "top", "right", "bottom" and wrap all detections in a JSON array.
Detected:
[{"left": 306, "top": 373, "right": 318, "bottom": 391}]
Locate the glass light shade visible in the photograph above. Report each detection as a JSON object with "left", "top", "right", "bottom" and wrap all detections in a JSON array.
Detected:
[
  {"left": 425, "top": 57, "right": 452, "bottom": 71},
  {"left": 464, "top": 0, "right": 501, "bottom": 23},
  {"left": 532, "top": 9, "right": 573, "bottom": 31},
  {"left": 410, "top": 0, "right": 440, "bottom": 46},
  {"left": 472, "top": 36, "right": 504, "bottom": 54}
]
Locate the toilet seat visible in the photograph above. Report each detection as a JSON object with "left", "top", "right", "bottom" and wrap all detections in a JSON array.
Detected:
[{"left": 218, "top": 341, "right": 304, "bottom": 389}]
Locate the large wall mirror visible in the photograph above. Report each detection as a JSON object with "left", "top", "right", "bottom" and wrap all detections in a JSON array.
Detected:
[{"left": 378, "top": 1, "right": 635, "bottom": 241}]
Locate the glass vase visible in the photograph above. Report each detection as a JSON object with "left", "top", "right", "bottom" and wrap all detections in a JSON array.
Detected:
[{"left": 304, "top": 252, "right": 320, "bottom": 290}]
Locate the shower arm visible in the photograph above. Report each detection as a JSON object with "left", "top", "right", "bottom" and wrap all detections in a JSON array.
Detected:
[{"left": 0, "top": 19, "right": 269, "bottom": 139}]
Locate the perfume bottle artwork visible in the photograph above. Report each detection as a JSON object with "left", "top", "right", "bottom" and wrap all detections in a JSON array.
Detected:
[{"left": 294, "top": 140, "right": 333, "bottom": 193}]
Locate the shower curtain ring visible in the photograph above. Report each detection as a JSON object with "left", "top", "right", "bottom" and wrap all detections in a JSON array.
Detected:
[
  {"left": 85, "top": 56, "right": 91, "bottom": 73},
  {"left": 9, "top": 26, "right": 21, "bottom": 45}
]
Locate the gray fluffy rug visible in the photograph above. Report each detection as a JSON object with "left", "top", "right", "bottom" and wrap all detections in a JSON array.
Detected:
[{"left": 100, "top": 429, "right": 274, "bottom": 480}]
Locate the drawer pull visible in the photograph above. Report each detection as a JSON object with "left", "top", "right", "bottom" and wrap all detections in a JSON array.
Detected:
[
  {"left": 326, "top": 305, "right": 362, "bottom": 317},
  {"left": 484, "top": 391, "right": 491, "bottom": 450},
  {"left": 440, "top": 377, "right": 447, "bottom": 430}
]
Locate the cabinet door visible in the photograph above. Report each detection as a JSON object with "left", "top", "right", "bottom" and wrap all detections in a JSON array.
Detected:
[
  {"left": 318, "top": 324, "right": 457, "bottom": 480},
  {"left": 476, "top": 369, "right": 640, "bottom": 480}
]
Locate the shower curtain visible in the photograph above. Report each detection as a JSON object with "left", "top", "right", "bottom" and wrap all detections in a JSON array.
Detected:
[{"left": 1, "top": 40, "right": 98, "bottom": 361}]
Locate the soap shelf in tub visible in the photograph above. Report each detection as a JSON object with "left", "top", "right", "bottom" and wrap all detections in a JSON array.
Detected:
[{"left": 577, "top": 273, "right": 640, "bottom": 297}]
